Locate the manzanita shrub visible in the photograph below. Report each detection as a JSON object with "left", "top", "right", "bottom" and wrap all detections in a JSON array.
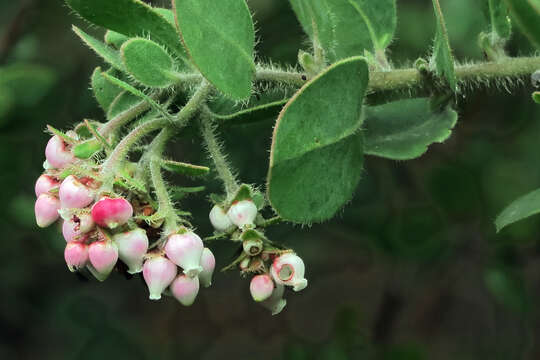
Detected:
[{"left": 33, "top": 0, "right": 540, "bottom": 315}]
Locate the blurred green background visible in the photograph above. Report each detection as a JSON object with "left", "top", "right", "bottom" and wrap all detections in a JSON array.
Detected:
[{"left": 1, "top": 0, "right": 540, "bottom": 359}]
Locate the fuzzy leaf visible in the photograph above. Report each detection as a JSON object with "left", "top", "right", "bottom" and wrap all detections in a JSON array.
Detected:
[
  {"left": 121, "top": 38, "right": 176, "bottom": 88},
  {"left": 65, "top": 0, "right": 188, "bottom": 62},
  {"left": 363, "top": 98, "right": 458, "bottom": 160},
  {"left": 231, "top": 184, "right": 254, "bottom": 204},
  {"left": 173, "top": 0, "right": 255, "bottom": 99},
  {"left": 73, "top": 26, "right": 124, "bottom": 71},
  {"left": 104, "top": 30, "right": 129, "bottom": 49},
  {"left": 91, "top": 67, "right": 122, "bottom": 112},
  {"left": 73, "top": 139, "right": 102, "bottom": 159},
  {"left": 430, "top": 0, "right": 457, "bottom": 91},
  {"left": 107, "top": 91, "right": 141, "bottom": 120},
  {"left": 47, "top": 125, "right": 77, "bottom": 145},
  {"left": 161, "top": 160, "right": 210, "bottom": 177},
  {"left": 268, "top": 57, "right": 368, "bottom": 224},
  {"left": 503, "top": 0, "right": 540, "bottom": 48},
  {"left": 485, "top": 0, "right": 512, "bottom": 39},
  {"left": 290, "top": 0, "right": 397, "bottom": 62},
  {"left": 495, "top": 187, "right": 540, "bottom": 232}
]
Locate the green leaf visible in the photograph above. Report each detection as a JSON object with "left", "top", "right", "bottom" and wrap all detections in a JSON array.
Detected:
[
  {"left": 363, "top": 98, "right": 458, "bottom": 160},
  {"left": 0, "top": 63, "right": 56, "bottom": 107},
  {"left": 107, "top": 91, "right": 142, "bottom": 120},
  {"left": 153, "top": 8, "right": 175, "bottom": 25},
  {"left": 102, "top": 73, "right": 171, "bottom": 120},
  {"left": 486, "top": 0, "right": 512, "bottom": 39},
  {"left": 290, "top": 0, "right": 397, "bottom": 62},
  {"left": 65, "top": 0, "right": 188, "bottom": 62},
  {"left": 73, "top": 139, "right": 102, "bottom": 159},
  {"left": 533, "top": 91, "right": 540, "bottom": 104},
  {"left": 430, "top": 0, "right": 457, "bottom": 91},
  {"left": 104, "top": 30, "right": 129, "bottom": 49},
  {"left": 91, "top": 67, "right": 122, "bottom": 112},
  {"left": 231, "top": 184, "right": 255, "bottom": 204},
  {"left": 267, "top": 57, "right": 368, "bottom": 224},
  {"left": 503, "top": 0, "right": 540, "bottom": 48},
  {"left": 46, "top": 125, "right": 77, "bottom": 144},
  {"left": 161, "top": 160, "right": 210, "bottom": 177},
  {"left": 495, "top": 187, "right": 540, "bottom": 232},
  {"left": 72, "top": 26, "right": 124, "bottom": 71},
  {"left": 173, "top": 0, "right": 255, "bottom": 99},
  {"left": 121, "top": 38, "right": 176, "bottom": 88}
]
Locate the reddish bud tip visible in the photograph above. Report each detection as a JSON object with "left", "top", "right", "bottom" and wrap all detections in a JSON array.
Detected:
[
  {"left": 64, "top": 242, "right": 89, "bottom": 272},
  {"left": 91, "top": 197, "right": 133, "bottom": 229},
  {"left": 250, "top": 274, "right": 274, "bottom": 302},
  {"left": 45, "top": 135, "right": 75, "bottom": 169},
  {"left": 35, "top": 174, "right": 60, "bottom": 197}
]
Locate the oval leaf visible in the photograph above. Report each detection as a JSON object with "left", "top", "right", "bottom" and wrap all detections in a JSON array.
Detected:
[
  {"left": 65, "top": 0, "right": 188, "bottom": 62},
  {"left": 267, "top": 57, "right": 368, "bottom": 224},
  {"left": 495, "top": 187, "right": 540, "bottom": 232},
  {"left": 430, "top": 0, "right": 457, "bottom": 91},
  {"left": 363, "top": 98, "right": 458, "bottom": 160},
  {"left": 503, "top": 0, "right": 540, "bottom": 48},
  {"left": 91, "top": 67, "right": 122, "bottom": 112},
  {"left": 173, "top": 0, "right": 255, "bottom": 99},
  {"left": 121, "top": 38, "right": 176, "bottom": 88},
  {"left": 290, "top": 0, "right": 397, "bottom": 62}
]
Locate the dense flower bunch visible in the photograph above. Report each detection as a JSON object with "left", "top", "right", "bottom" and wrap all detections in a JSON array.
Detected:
[{"left": 34, "top": 130, "right": 307, "bottom": 314}]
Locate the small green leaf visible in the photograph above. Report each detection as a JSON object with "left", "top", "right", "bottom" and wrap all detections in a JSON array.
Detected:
[
  {"left": 533, "top": 91, "right": 540, "bottom": 103},
  {"left": 65, "top": 0, "right": 188, "bottom": 62},
  {"left": 486, "top": 0, "right": 512, "bottom": 39},
  {"left": 121, "top": 38, "right": 176, "bottom": 88},
  {"left": 161, "top": 160, "right": 210, "bottom": 177},
  {"left": 73, "top": 139, "right": 102, "bottom": 159},
  {"left": 173, "top": 0, "right": 255, "bottom": 99},
  {"left": 107, "top": 91, "right": 141, "bottom": 120},
  {"left": 104, "top": 30, "right": 129, "bottom": 49},
  {"left": 495, "top": 187, "right": 540, "bottom": 232},
  {"left": 268, "top": 57, "right": 368, "bottom": 224},
  {"left": 290, "top": 0, "right": 397, "bottom": 62},
  {"left": 430, "top": 0, "right": 457, "bottom": 91},
  {"left": 91, "top": 67, "right": 122, "bottom": 112},
  {"left": 102, "top": 73, "right": 171, "bottom": 120},
  {"left": 503, "top": 0, "right": 540, "bottom": 48},
  {"left": 363, "top": 98, "right": 458, "bottom": 160},
  {"left": 72, "top": 26, "right": 124, "bottom": 71}
]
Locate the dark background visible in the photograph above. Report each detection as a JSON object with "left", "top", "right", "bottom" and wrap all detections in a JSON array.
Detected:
[{"left": 1, "top": 0, "right": 540, "bottom": 359}]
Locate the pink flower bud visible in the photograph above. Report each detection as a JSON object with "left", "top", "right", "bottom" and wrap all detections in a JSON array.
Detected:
[
  {"left": 209, "top": 204, "right": 233, "bottom": 232},
  {"left": 88, "top": 240, "right": 118, "bottom": 280},
  {"left": 45, "top": 135, "right": 75, "bottom": 169},
  {"left": 170, "top": 274, "right": 200, "bottom": 306},
  {"left": 261, "top": 283, "right": 287, "bottom": 315},
  {"left": 142, "top": 255, "right": 178, "bottom": 300},
  {"left": 91, "top": 197, "right": 133, "bottom": 229},
  {"left": 35, "top": 174, "right": 60, "bottom": 197},
  {"left": 59, "top": 175, "right": 94, "bottom": 209},
  {"left": 250, "top": 274, "right": 274, "bottom": 302},
  {"left": 35, "top": 193, "right": 60, "bottom": 228},
  {"left": 199, "top": 248, "right": 215, "bottom": 288},
  {"left": 62, "top": 213, "right": 94, "bottom": 242},
  {"left": 113, "top": 228, "right": 149, "bottom": 274},
  {"left": 270, "top": 253, "right": 308, "bottom": 292},
  {"left": 64, "top": 242, "right": 89, "bottom": 272},
  {"left": 227, "top": 199, "right": 257, "bottom": 227},
  {"left": 164, "top": 232, "right": 203, "bottom": 277}
]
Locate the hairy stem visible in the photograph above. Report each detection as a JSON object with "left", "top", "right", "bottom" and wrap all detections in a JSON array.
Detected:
[{"left": 200, "top": 109, "right": 239, "bottom": 197}]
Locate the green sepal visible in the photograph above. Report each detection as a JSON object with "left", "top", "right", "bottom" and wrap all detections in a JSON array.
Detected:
[
  {"left": 46, "top": 125, "right": 77, "bottom": 144},
  {"left": 231, "top": 184, "right": 254, "bottom": 204},
  {"left": 173, "top": 0, "right": 256, "bottom": 99},
  {"left": 72, "top": 26, "right": 124, "bottom": 71},
  {"left": 161, "top": 160, "right": 209, "bottom": 177},
  {"left": 267, "top": 57, "right": 368, "bottom": 224},
  {"left": 240, "top": 228, "right": 267, "bottom": 242},
  {"left": 121, "top": 38, "right": 177, "bottom": 88},
  {"left": 104, "top": 30, "right": 129, "bottom": 49},
  {"left": 73, "top": 139, "right": 102, "bottom": 159},
  {"left": 430, "top": 0, "right": 457, "bottom": 91}
]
